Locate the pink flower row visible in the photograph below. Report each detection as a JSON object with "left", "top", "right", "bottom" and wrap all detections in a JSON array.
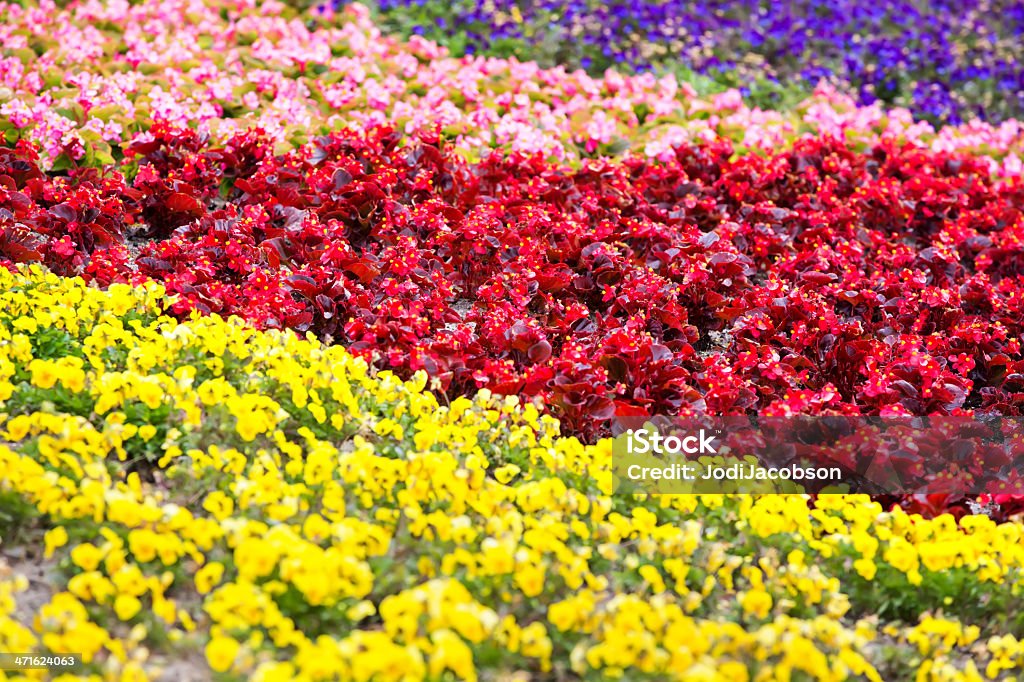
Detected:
[{"left": 0, "top": 0, "right": 1022, "bottom": 174}]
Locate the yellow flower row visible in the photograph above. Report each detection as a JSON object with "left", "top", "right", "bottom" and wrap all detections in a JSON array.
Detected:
[{"left": 0, "top": 265, "right": 1022, "bottom": 681}]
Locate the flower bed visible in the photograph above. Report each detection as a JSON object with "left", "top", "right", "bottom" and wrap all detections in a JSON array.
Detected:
[
  {"left": 5, "top": 127, "right": 1024, "bottom": 456},
  {"left": 4, "top": 0, "right": 1024, "bottom": 678},
  {"left": 2, "top": 266, "right": 1024, "bottom": 680},
  {"left": 361, "top": 0, "right": 1024, "bottom": 124},
  {"left": 1, "top": 0, "right": 1023, "bottom": 173}
]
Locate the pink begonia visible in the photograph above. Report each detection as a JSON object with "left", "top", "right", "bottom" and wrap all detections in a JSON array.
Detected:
[
  {"left": 1004, "top": 154, "right": 1023, "bottom": 176},
  {"left": 644, "top": 127, "right": 692, "bottom": 162},
  {"left": 582, "top": 111, "right": 617, "bottom": 152},
  {"left": 0, "top": 0, "right": 1021, "bottom": 172},
  {"left": 0, "top": 99, "right": 33, "bottom": 128},
  {"left": 0, "top": 56, "right": 23, "bottom": 87}
]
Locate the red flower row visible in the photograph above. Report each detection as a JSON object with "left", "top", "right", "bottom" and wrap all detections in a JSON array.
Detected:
[{"left": 3, "top": 124, "right": 1024, "bottom": 508}]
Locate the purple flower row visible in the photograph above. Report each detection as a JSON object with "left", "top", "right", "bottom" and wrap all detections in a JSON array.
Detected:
[{"left": 357, "top": 0, "right": 1024, "bottom": 123}]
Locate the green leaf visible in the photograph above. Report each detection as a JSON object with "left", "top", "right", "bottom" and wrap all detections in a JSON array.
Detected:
[
  {"left": 93, "top": 148, "right": 116, "bottom": 166},
  {"left": 49, "top": 153, "right": 74, "bottom": 173},
  {"left": 55, "top": 103, "right": 85, "bottom": 123}
]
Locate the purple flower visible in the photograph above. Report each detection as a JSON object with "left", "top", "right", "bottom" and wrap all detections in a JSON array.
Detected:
[{"left": 350, "top": 0, "right": 1024, "bottom": 123}]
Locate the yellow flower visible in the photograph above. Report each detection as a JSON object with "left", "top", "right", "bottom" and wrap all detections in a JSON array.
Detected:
[
  {"left": 70, "top": 543, "right": 104, "bottom": 572},
  {"left": 57, "top": 363, "right": 86, "bottom": 393},
  {"left": 203, "top": 492, "right": 234, "bottom": 521},
  {"left": 114, "top": 594, "right": 142, "bottom": 621},
  {"left": 429, "top": 630, "right": 477, "bottom": 682},
  {"left": 739, "top": 589, "right": 773, "bottom": 619},
  {"left": 236, "top": 415, "right": 260, "bottom": 441},
  {"left": 44, "top": 527, "right": 69, "bottom": 559},
  {"left": 29, "top": 358, "right": 59, "bottom": 389},
  {"left": 206, "top": 635, "right": 240, "bottom": 673},
  {"left": 195, "top": 562, "right": 226, "bottom": 596},
  {"left": 854, "top": 558, "right": 877, "bottom": 581},
  {"left": 515, "top": 564, "right": 545, "bottom": 598},
  {"left": 494, "top": 464, "right": 521, "bottom": 484},
  {"left": 883, "top": 538, "right": 919, "bottom": 574},
  {"left": 638, "top": 564, "right": 666, "bottom": 593},
  {"left": 346, "top": 600, "right": 376, "bottom": 622},
  {"left": 548, "top": 597, "right": 583, "bottom": 632},
  {"left": 373, "top": 418, "right": 403, "bottom": 440},
  {"left": 234, "top": 537, "right": 279, "bottom": 581},
  {"left": 153, "top": 594, "right": 177, "bottom": 623},
  {"left": 128, "top": 529, "right": 160, "bottom": 563}
]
